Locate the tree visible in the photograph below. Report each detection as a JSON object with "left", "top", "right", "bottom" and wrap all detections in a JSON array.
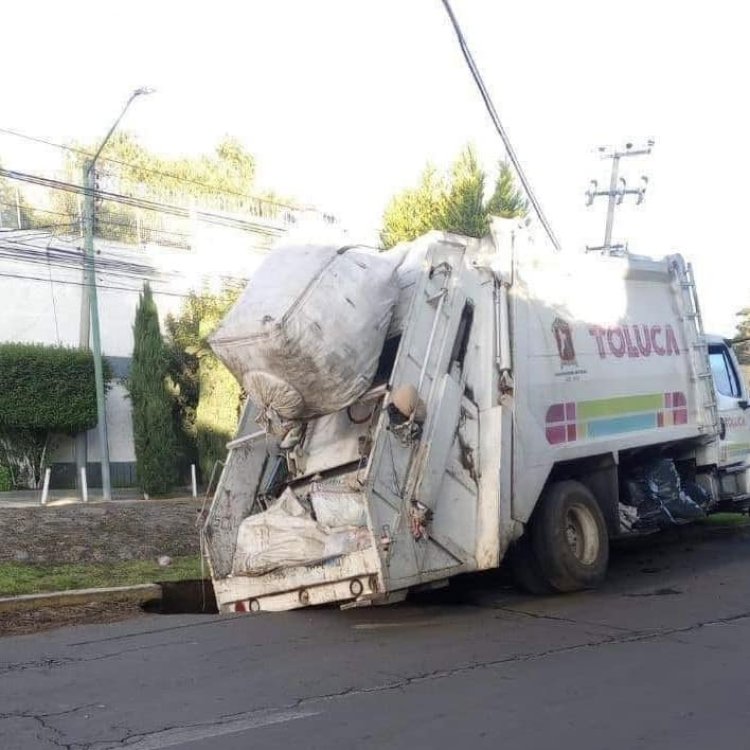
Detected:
[
  {"left": 380, "top": 165, "right": 445, "bottom": 249},
  {"left": 736, "top": 310, "right": 750, "bottom": 365},
  {"left": 0, "top": 168, "right": 40, "bottom": 230},
  {"left": 440, "top": 146, "right": 489, "bottom": 238},
  {"left": 381, "top": 146, "right": 528, "bottom": 249},
  {"left": 49, "top": 133, "right": 287, "bottom": 247},
  {"left": 165, "top": 288, "right": 242, "bottom": 483},
  {"left": 128, "top": 283, "right": 179, "bottom": 495},
  {"left": 486, "top": 161, "right": 529, "bottom": 219},
  {"left": 734, "top": 309, "right": 750, "bottom": 394}
]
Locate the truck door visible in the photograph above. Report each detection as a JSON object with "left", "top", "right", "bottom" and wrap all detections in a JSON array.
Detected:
[{"left": 709, "top": 342, "right": 750, "bottom": 470}]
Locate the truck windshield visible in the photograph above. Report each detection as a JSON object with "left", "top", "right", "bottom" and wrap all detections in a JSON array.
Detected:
[{"left": 709, "top": 345, "right": 741, "bottom": 398}]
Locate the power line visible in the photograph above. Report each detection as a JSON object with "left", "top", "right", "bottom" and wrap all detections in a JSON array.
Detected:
[
  {"left": 0, "top": 235, "right": 263, "bottom": 288},
  {"left": 0, "top": 267, "right": 212, "bottom": 299},
  {"left": 0, "top": 240, "right": 254, "bottom": 296},
  {"left": 0, "top": 167, "right": 287, "bottom": 237},
  {"left": 0, "top": 199, "right": 195, "bottom": 246},
  {"left": 0, "top": 200, "right": 71, "bottom": 219},
  {"left": 439, "top": 0, "right": 560, "bottom": 251},
  {"left": 0, "top": 125, "right": 307, "bottom": 214}
]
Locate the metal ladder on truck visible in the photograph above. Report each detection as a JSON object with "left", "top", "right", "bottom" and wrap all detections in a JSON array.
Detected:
[{"left": 676, "top": 260, "right": 719, "bottom": 438}]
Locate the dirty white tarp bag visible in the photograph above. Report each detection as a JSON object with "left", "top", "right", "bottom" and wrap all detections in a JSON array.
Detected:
[
  {"left": 210, "top": 242, "right": 399, "bottom": 428},
  {"left": 232, "top": 489, "right": 370, "bottom": 576},
  {"left": 310, "top": 484, "right": 368, "bottom": 528}
]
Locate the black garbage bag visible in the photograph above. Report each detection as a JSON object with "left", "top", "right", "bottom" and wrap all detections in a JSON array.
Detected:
[
  {"left": 681, "top": 480, "right": 711, "bottom": 511},
  {"left": 624, "top": 458, "right": 706, "bottom": 527}
]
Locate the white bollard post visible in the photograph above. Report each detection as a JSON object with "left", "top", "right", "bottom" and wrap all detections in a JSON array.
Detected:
[
  {"left": 191, "top": 464, "right": 198, "bottom": 498},
  {"left": 80, "top": 467, "right": 89, "bottom": 503},
  {"left": 40, "top": 467, "right": 51, "bottom": 506}
]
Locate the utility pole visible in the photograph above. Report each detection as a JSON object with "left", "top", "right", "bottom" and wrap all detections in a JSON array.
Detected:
[
  {"left": 77, "top": 87, "right": 154, "bottom": 501},
  {"left": 76, "top": 166, "right": 92, "bottom": 495},
  {"left": 585, "top": 140, "right": 654, "bottom": 254}
]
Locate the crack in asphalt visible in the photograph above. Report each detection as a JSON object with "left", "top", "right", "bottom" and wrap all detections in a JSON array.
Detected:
[
  {"left": 484, "top": 604, "right": 640, "bottom": 634},
  {"left": 0, "top": 639, "right": 198, "bottom": 677},
  {"left": 66, "top": 616, "right": 242, "bottom": 649},
  {"left": 16, "top": 607, "right": 750, "bottom": 750},
  {"left": 0, "top": 704, "right": 102, "bottom": 750},
  {"left": 31, "top": 713, "right": 73, "bottom": 750},
  {"left": 0, "top": 703, "right": 103, "bottom": 723}
]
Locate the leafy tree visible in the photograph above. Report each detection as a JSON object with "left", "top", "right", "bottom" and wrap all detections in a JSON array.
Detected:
[
  {"left": 440, "top": 146, "right": 489, "bottom": 238},
  {"left": 50, "top": 133, "right": 290, "bottom": 247},
  {"left": 735, "top": 309, "right": 750, "bottom": 365},
  {"left": 734, "top": 310, "right": 750, "bottom": 390},
  {"left": 0, "top": 168, "right": 40, "bottom": 230},
  {"left": 165, "top": 288, "right": 242, "bottom": 484},
  {"left": 381, "top": 146, "right": 528, "bottom": 249},
  {"left": 486, "top": 161, "right": 529, "bottom": 219},
  {"left": 380, "top": 166, "right": 445, "bottom": 249},
  {"left": 128, "top": 283, "right": 179, "bottom": 495}
]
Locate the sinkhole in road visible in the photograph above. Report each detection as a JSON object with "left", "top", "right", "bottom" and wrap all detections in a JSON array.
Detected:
[{"left": 143, "top": 579, "right": 219, "bottom": 615}]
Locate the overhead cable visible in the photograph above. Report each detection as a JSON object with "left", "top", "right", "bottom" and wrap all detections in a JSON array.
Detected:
[{"left": 439, "top": 0, "right": 560, "bottom": 251}]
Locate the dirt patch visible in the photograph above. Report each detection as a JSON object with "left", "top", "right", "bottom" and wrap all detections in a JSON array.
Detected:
[{"left": 0, "top": 600, "right": 147, "bottom": 637}]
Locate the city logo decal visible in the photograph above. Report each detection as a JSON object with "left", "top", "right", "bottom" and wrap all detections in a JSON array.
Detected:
[{"left": 552, "top": 317, "right": 577, "bottom": 367}]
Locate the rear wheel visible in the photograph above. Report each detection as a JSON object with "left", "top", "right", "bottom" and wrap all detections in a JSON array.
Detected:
[
  {"left": 530, "top": 480, "right": 609, "bottom": 593},
  {"left": 509, "top": 533, "right": 554, "bottom": 595}
]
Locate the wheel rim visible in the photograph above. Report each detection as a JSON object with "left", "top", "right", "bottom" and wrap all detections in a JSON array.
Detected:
[{"left": 564, "top": 503, "right": 600, "bottom": 565}]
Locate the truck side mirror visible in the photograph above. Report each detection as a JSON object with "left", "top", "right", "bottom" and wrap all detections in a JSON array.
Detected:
[{"left": 739, "top": 399, "right": 749, "bottom": 410}]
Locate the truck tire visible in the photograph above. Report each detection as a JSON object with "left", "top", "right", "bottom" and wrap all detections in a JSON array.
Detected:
[
  {"left": 531, "top": 480, "right": 609, "bottom": 593},
  {"left": 509, "top": 534, "right": 554, "bottom": 595}
]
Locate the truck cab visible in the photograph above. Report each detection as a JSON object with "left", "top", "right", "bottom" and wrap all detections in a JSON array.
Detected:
[{"left": 708, "top": 335, "right": 750, "bottom": 510}]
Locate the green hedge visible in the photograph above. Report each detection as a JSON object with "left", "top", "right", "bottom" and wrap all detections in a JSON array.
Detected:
[{"left": 0, "top": 343, "right": 110, "bottom": 433}]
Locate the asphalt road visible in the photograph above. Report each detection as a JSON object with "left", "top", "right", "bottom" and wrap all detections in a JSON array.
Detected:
[{"left": 2, "top": 526, "right": 750, "bottom": 750}]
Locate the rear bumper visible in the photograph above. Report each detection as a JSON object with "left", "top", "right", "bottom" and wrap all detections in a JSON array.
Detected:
[
  {"left": 221, "top": 574, "right": 380, "bottom": 613},
  {"left": 211, "top": 548, "right": 382, "bottom": 613}
]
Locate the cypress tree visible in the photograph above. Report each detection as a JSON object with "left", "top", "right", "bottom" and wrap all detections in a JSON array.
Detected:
[{"left": 129, "top": 283, "right": 179, "bottom": 495}]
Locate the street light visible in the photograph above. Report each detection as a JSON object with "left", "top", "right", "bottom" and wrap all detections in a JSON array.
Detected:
[
  {"left": 78, "top": 87, "right": 154, "bottom": 502},
  {"left": 87, "top": 88, "right": 155, "bottom": 170}
]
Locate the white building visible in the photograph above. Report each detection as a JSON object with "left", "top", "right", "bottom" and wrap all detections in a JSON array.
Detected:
[{"left": 0, "top": 207, "right": 336, "bottom": 488}]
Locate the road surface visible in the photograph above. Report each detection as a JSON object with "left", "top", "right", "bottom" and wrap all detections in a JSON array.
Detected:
[{"left": 2, "top": 526, "right": 750, "bottom": 749}]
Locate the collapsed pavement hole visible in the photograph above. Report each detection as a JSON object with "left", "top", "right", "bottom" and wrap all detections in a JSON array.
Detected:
[{"left": 143, "top": 580, "right": 219, "bottom": 615}]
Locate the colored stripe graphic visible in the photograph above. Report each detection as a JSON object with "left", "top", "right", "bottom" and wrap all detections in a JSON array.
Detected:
[{"left": 546, "top": 392, "right": 688, "bottom": 445}]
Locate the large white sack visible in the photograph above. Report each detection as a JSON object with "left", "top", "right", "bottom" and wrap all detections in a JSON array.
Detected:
[
  {"left": 210, "top": 242, "right": 399, "bottom": 426},
  {"left": 232, "top": 489, "right": 370, "bottom": 576}
]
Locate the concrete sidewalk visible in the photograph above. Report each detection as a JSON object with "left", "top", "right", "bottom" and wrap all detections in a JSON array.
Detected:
[{"left": 0, "top": 488, "right": 197, "bottom": 509}]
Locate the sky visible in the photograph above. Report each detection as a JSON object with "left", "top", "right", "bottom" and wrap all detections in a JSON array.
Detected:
[{"left": 2, "top": 0, "right": 748, "bottom": 334}]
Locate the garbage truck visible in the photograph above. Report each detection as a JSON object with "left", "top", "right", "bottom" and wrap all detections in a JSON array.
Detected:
[{"left": 201, "top": 219, "right": 750, "bottom": 611}]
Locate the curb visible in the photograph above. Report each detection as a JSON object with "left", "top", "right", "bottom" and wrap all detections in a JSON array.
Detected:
[{"left": 0, "top": 583, "right": 162, "bottom": 614}]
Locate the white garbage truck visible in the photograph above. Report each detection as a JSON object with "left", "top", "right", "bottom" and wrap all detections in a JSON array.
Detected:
[{"left": 201, "top": 220, "right": 750, "bottom": 612}]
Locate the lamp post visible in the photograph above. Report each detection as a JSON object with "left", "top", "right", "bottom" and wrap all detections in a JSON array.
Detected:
[{"left": 77, "top": 87, "right": 154, "bottom": 501}]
